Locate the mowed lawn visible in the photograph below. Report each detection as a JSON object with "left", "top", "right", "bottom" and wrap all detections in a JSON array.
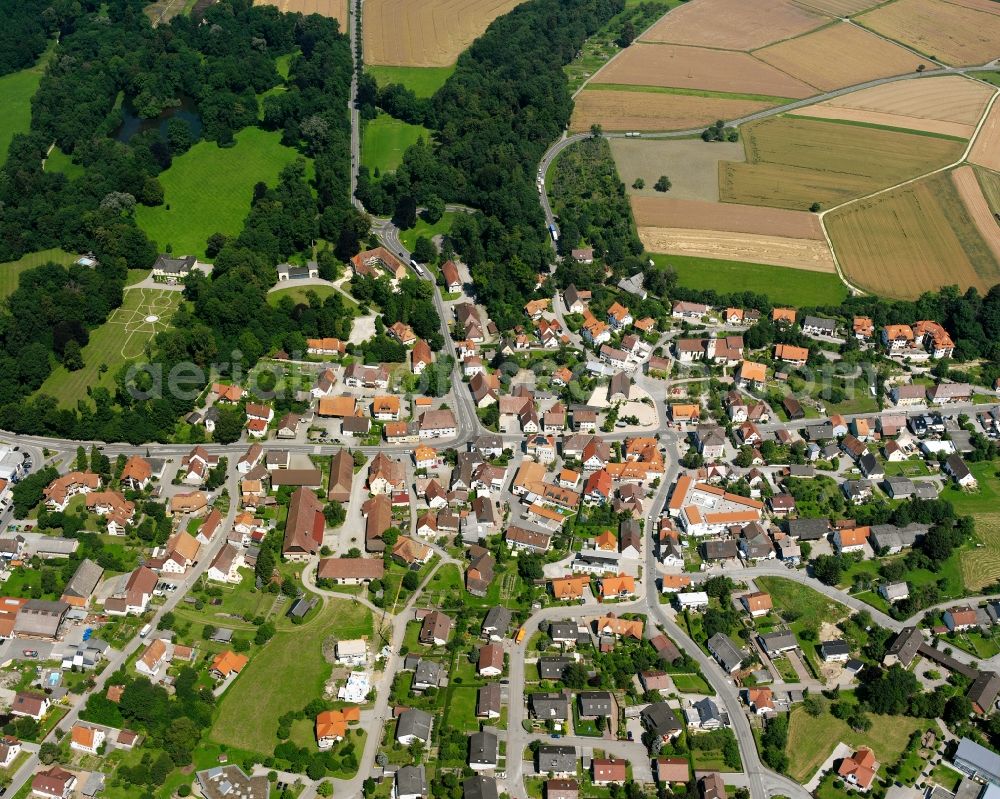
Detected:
[
  {"left": 135, "top": 127, "right": 307, "bottom": 258},
  {"left": 0, "top": 248, "right": 77, "bottom": 299},
  {"left": 363, "top": 113, "right": 431, "bottom": 173},
  {"left": 948, "top": 462, "right": 1000, "bottom": 590},
  {"left": 649, "top": 253, "right": 848, "bottom": 307},
  {"left": 399, "top": 210, "right": 461, "bottom": 252},
  {"left": 786, "top": 700, "right": 926, "bottom": 783},
  {"left": 0, "top": 42, "right": 56, "bottom": 167},
  {"left": 267, "top": 284, "right": 339, "bottom": 307},
  {"left": 36, "top": 288, "right": 181, "bottom": 408},
  {"left": 367, "top": 65, "right": 455, "bottom": 98},
  {"left": 210, "top": 599, "right": 373, "bottom": 754}
]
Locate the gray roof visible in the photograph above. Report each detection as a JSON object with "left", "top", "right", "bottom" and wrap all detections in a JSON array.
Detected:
[
  {"left": 413, "top": 659, "right": 443, "bottom": 687},
  {"left": 693, "top": 696, "right": 722, "bottom": 724},
  {"left": 538, "top": 745, "right": 577, "bottom": 773},
  {"left": 549, "top": 621, "right": 580, "bottom": 641},
  {"left": 578, "top": 691, "right": 615, "bottom": 716},
  {"left": 396, "top": 765, "right": 428, "bottom": 797},
  {"left": 702, "top": 539, "right": 739, "bottom": 560},
  {"left": 61, "top": 559, "right": 103, "bottom": 600},
  {"left": 469, "top": 731, "right": 499, "bottom": 765},
  {"left": 464, "top": 777, "right": 499, "bottom": 799},
  {"left": 820, "top": 640, "right": 851, "bottom": 658},
  {"left": 154, "top": 254, "right": 197, "bottom": 274},
  {"left": 885, "top": 626, "right": 923, "bottom": 666},
  {"left": 396, "top": 708, "right": 433, "bottom": 742},
  {"left": 483, "top": 606, "right": 513, "bottom": 636},
  {"left": 955, "top": 737, "right": 1000, "bottom": 784},
  {"left": 802, "top": 315, "right": 836, "bottom": 333},
  {"left": 531, "top": 691, "right": 570, "bottom": 719},
  {"left": 708, "top": 633, "right": 744, "bottom": 672},
  {"left": 759, "top": 630, "right": 798, "bottom": 654},
  {"left": 538, "top": 656, "right": 571, "bottom": 680},
  {"left": 641, "top": 702, "right": 682, "bottom": 736},
  {"left": 477, "top": 683, "right": 502, "bottom": 716},
  {"left": 968, "top": 671, "right": 1000, "bottom": 713}
]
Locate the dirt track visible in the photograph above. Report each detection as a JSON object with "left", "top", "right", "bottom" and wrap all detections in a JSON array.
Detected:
[{"left": 639, "top": 227, "right": 836, "bottom": 270}]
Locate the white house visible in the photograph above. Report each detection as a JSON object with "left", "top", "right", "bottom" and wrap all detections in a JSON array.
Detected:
[
  {"left": 336, "top": 639, "right": 368, "bottom": 666},
  {"left": 675, "top": 591, "right": 709, "bottom": 611}
]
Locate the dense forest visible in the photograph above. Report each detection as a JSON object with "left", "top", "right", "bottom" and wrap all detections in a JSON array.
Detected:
[
  {"left": 357, "top": 0, "right": 625, "bottom": 330},
  {"left": 549, "top": 135, "right": 643, "bottom": 264},
  {"left": 0, "top": 0, "right": 74, "bottom": 77},
  {"left": 0, "top": 0, "right": 364, "bottom": 442}
]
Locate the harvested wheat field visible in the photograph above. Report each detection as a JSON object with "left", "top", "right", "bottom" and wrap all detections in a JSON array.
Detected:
[
  {"left": 970, "top": 96, "right": 1000, "bottom": 172},
  {"left": 947, "top": 0, "right": 1000, "bottom": 15},
  {"left": 793, "top": 0, "right": 882, "bottom": 16},
  {"left": 610, "top": 139, "right": 746, "bottom": 201},
  {"left": 639, "top": 228, "right": 835, "bottom": 270},
  {"left": 953, "top": 165, "right": 1000, "bottom": 264},
  {"left": 632, "top": 196, "right": 825, "bottom": 239},
  {"left": 857, "top": 0, "right": 1000, "bottom": 65},
  {"left": 364, "top": 0, "right": 523, "bottom": 66},
  {"left": 594, "top": 44, "right": 816, "bottom": 98},
  {"left": 255, "top": 0, "right": 346, "bottom": 24},
  {"left": 792, "top": 75, "right": 994, "bottom": 139},
  {"left": 641, "top": 0, "right": 831, "bottom": 50},
  {"left": 754, "top": 23, "right": 934, "bottom": 92},
  {"left": 720, "top": 116, "right": 965, "bottom": 210},
  {"left": 571, "top": 90, "right": 774, "bottom": 135},
  {"left": 827, "top": 172, "right": 1000, "bottom": 297},
  {"left": 792, "top": 75, "right": 993, "bottom": 138}
]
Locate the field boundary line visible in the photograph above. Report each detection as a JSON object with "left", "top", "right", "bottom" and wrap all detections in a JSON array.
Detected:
[{"left": 818, "top": 85, "right": 1000, "bottom": 295}]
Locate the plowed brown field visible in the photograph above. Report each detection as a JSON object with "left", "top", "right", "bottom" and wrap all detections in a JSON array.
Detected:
[
  {"left": 255, "top": 0, "right": 346, "bottom": 25},
  {"left": 632, "top": 196, "right": 825, "bottom": 238},
  {"left": 570, "top": 90, "right": 774, "bottom": 133},
  {"left": 970, "top": 96, "right": 1000, "bottom": 172},
  {"left": 953, "top": 165, "right": 1000, "bottom": 264},
  {"left": 364, "top": 0, "right": 523, "bottom": 66},
  {"left": 639, "top": 227, "right": 835, "bottom": 270},
  {"left": 828, "top": 172, "right": 1000, "bottom": 297},
  {"left": 593, "top": 43, "right": 816, "bottom": 98},
  {"left": 641, "top": 0, "right": 831, "bottom": 50},
  {"left": 792, "top": 76, "right": 993, "bottom": 138},
  {"left": 857, "top": 0, "right": 1000, "bottom": 65},
  {"left": 754, "top": 23, "right": 934, "bottom": 91}
]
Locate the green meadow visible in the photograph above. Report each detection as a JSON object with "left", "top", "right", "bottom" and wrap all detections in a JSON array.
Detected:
[{"left": 135, "top": 127, "right": 308, "bottom": 258}]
